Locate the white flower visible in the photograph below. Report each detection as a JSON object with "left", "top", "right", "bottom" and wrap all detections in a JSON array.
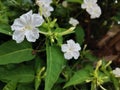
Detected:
[
  {"left": 81, "top": 0, "right": 97, "bottom": 9},
  {"left": 41, "top": 5, "right": 54, "bottom": 17},
  {"left": 11, "top": 10, "right": 44, "bottom": 43},
  {"left": 69, "top": 17, "right": 79, "bottom": 27},
  {"left": 36, "top": 0, "right": 52, "bottom": 6},
  {"left": 36, "top": 0, "right": 54, "bottom": 17},
  {"left": 61, "top": 39, "right": 81, "bottom": 60},
  {"left": 81, "top": 0, "right": 101, "bottom": 19},
  {"left": 112, "top": 67, "right": 120, "bottom": 77},
  {"left": 89, "top": 4, "right": 101, "bottom": 19}
]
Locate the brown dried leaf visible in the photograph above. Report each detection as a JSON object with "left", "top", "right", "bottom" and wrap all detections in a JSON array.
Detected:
[
  {"left": 103, "top": 55, "right": 118, "bottom": 61},
  {"left": 115, "top": 40, "right": 120, "bottom": 52},
  {"left": 98, "top": 25, "right": 120, "bottom": 48},
  {"left": 108, "top": 32, "right": 120, "bottom": 47}
]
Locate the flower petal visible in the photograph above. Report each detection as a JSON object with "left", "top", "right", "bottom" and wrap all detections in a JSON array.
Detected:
[
  {"left": 64, "top": 52, "right": 73, "bottom": 60},
  {"left": 72, "top": 51, "right": 80, "bottom": 59},
  {"left": 20, "top": 10, "right": 32, "bottom": 25},
  {"left": 74, "top": 43, "right": 81, "bottom": 51},
  {"left": 12, "top": 30, "right": 25, "bottom": 43},
  {"left": 11, "top": 18, "right": 25, "bottom": 31},
  {"left": 41, "top": 5, "right": 53, "bottom": 17},
  {"left": 25, "top": 28, "right": 39, "bottom": 42},
  {"left": 81, "top": 3, "right": 87, "bottom": 9},
  {"left": 112, "top": 67, "right": 120, "bottom": 77},
  {"left": 92, "top": 0, "right": 97, "bottom": 3},
  {"left": 67, "top": 39, "right": 75, "bottom": 45},
  {"left": 61, "top": 44, "right": 69, "bottom": 52},
  {"left": 89, "top": 5, "right": 101, "bottom": 19},
  {"left": 67, "top": 39, "right": 77, "bottom": 49},
  {"left": 32, "top": 14, "right": 44, "bottom": 27}
]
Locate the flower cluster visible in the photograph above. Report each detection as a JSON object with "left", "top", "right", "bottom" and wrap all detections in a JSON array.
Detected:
[
  {"left": 61, "top": 39, "right": 81, "bottom": 60},
  {"left": 36, "top": 0, "right": 54, "bottom": 17},
  {"left": 81, "top": 0, "right": 101, "bottom": 19},
  {"left": 11, "top": 10, "right": 44, "bottom": 43},
  {"left": 112, "top": 67, "right": 120, "bottom": 77},
  {"left": 11, "top": 1, "right": 81, "bottom": 60}
]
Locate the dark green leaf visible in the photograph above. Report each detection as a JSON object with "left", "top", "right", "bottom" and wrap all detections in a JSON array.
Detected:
[
  {"left": 64, "top": 66, "right": 93, "bottom": 88},
  {"left": 56, "top": 36, "right": 63, "bottom": 46},
  {"left": 0, "top": 40, "right": 35, "bottom": 65},
  {"left": 75, "top": 26, "right": 85, "bottom": 45},
  {"left": 0, "top": 65, "right": 34, "bottom": 83},
  {"left": 112, "top": 12, "right": 120, "bottom": 22},
  {"left": 45, "top": 45, "right": 66, "bottom": 90},
  {"left": 17, "top": 83, "right": 34, "bottom": 90},
  {"left": 0, "top": 24, "right": 12, "bottom": 35},
  {"left": 84, "top": 51, "right": 98, "bottom": 61},
  {"left": 3, "top": 81, "right": 17, "bottom": 90}
]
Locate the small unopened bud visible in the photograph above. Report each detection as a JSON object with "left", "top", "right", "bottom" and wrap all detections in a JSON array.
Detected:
[
  {"left": 49, "top": 19, "right": 57, "bottom": 28},
  {"left": 97, "top": 60, "right": 102, "bottom": 68},
  {"left": 62, "top": 1, "right": 68, "bottom": 8},
  {"left": 60, "top": 27, "right": 75, "bottom": 36},
  {"left": 95, "top": 60, "right": 102, "bottom": 73}
]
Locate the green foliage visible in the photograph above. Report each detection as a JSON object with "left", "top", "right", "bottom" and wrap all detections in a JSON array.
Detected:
[
  {"left": 35, "top": 57, "right": 45, "bottom": 90},
  {"left": 0, "top": 64, "right": 34, "bottom": 83},
  {"left": 0, "top": 24, "right": 12, "bottom": 35},
  {"left": 3, "top": 80, "right": 17, "bottom": 90},
  {"left": 66, "top": 0, "right": 83, "bottom": 4},
  {"left": 0, "top": 40, "right": 35, "bottom": 65},
  {"left": 17, "top": 84, "right": 34, "bottom": 90},
  {"left": 0, "top": 0, "right": 120, "bottom": 90},
  {"left": 45, "top": 45, "right": 66, "bottom": 90},
  {"left": 64, "top": 65, "right": 93, "bottom": 88},
  {"left": 112, "top": 12, "right": 120, "bottom": 22},
  {"left": 75, "top": 26, "right": 85, "bottom": 45},
  {"left": 83, "top": 50, "right": 98, "bottom": 62}
]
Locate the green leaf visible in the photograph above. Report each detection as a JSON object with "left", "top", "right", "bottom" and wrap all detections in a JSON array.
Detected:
[
  {"left": 75, "top": 26, "right": 85, "bottom": 45},
  {"left": 55, "top": 36, "right": 63, "bottom": 46},
  {"left": 64, "top": 66, "right": 93, "bottom": 88},
  {"left": 3, "top": 81, "right": 17, "bottom": 90},
  {"left": 0, "top": 40, "right": 35, "bottom": 65},
  {"left": 54, "top": 28, "right": 66, "bottom": 33},
  {"left": 45, "top": 45, "right": 66, "bottom": 90},
  {"left": 112, "top": 12, "right": 120, "bottom": 22},
  {"left": 84, "top": 51, "right": 98, "bottom": 62},
  {"left": 0, "top": 65, "right": 35, "bottom": 83},
  {"left": 66, "top": 0, "right": 83, "bottom": 4},
  {"left": 17, "top": 83, "right": 34, "bottom": 90},
  {"left": 0, "top": 24, "right": 12, "bottom": 35}
]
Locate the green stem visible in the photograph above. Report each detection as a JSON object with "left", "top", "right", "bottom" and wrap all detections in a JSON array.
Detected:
[
  {"left": 74, "top": 85, "right": 79, "bottom": 90},
  {"left": 37, "top": 49, "right": 46, "bottom": 52},
  {"left": 39, "top": 31, "right": 49, "bottom": 35},
  {"left": 91, "top": 80, "right": 97, "bottom": 90}
]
